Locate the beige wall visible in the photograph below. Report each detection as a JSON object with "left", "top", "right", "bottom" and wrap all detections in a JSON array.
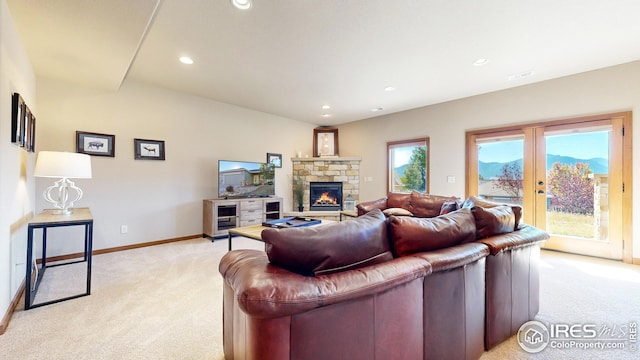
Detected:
[
  {"left": 1, "top": 0, "right": 36, "bottom": 324},
  {"left": 338, "top": 60, "right": 640, "bottom": 258},
  {"left": 34, "top": 78, "right": 316, "bottom": 255}
]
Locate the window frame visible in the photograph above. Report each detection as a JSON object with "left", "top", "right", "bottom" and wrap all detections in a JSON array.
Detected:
[{"left": 386, "top": 137, "right": 429, "bottom": 194}]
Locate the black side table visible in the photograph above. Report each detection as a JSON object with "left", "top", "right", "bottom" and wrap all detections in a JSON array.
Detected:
[{"left": 25, "top": 208, "right": 93, "bottom": 310}]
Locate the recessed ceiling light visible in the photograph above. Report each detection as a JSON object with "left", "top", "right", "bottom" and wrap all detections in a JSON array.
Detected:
[
  {"left": 384, "top": 86, "right": 396, "bottom": 92},
  {"left": 371, "top": 107, "right": 384, "bottom": 112},
  {"left": 322, "top": 105, "right": 331, "bottom": 110},
  {"left": 508, "top": 70, "right": 535, "bottom": 81},
  {"left": 179, "top": 56, "right": 194, "bottom": 65},
  {"left": 472, "top": 58, "right": 489, "bottom": 66},
  {"left": 231, "top": 0, "right": 251, "bottom": 10},
  {"left": 321, "top": 114, "right": 331, "bottom": 118}
]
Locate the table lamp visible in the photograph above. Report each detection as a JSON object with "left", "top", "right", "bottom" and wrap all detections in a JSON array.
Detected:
[{"left": 34, "top": 151, "right": 92, "bottom": 215}]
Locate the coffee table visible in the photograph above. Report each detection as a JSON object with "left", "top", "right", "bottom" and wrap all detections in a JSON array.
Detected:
[{"left": 227, "top": 220, "right": 331, "bottom": 251}]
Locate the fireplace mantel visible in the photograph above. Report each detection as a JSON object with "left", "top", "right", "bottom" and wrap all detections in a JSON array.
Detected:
[
  {"left": 292, "top": 157, "right": 361, "bottom": 213},
  {"left": 292, "top": 156, "right": 362, "bottom": 162}
]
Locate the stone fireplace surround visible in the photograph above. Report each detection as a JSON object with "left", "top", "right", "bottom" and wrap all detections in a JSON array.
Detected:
[{"left": 290, "top": 157, "right": 360, "bottom": 219}]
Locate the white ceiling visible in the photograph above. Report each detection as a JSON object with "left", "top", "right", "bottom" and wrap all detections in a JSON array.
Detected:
[{"left": 7, "top": 0, "right": 640, "bottom": 126}]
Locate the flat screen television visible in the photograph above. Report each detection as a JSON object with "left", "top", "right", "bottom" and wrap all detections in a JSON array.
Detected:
[{"left": 218, "top": 160, "right": 275, "bottom": 198}]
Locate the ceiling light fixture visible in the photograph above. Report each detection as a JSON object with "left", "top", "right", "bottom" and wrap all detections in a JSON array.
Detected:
[
  {"left": 231, "top": 0, "right": 252, "bottom": 10},
  {"left": 322, "top": 105, "right": 331, "bottom": 110},
  {"left": 179, "top": 56, "right": 194, "bottom": 65},
  {"left": 508, "top": 70, "right": 535, "bottom": 81},
  {"left": 472, "top": 58, "right": 489, "bottom": 66},
  {"left": 384, "top": 86, "right": 396, "bottom": 92},
  {"left": 371, "top": 107, "right": 384, "bottom": 112},
  {"left": 321, "top": 114, "right": 331, "bottom": 118}
]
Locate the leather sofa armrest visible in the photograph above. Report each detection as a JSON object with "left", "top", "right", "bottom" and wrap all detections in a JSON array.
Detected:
[
  {"left": 219, "top": 249, "right": 430, "bottom": 319},
  {"left": 478, "top": 224, "right": 549, "bottom": 255},
  {"left": 356, "top": 197, "right": 388, "bottom": 216},
  {"left": 411, "top": 242, "right": 489, "bottom": 272}
]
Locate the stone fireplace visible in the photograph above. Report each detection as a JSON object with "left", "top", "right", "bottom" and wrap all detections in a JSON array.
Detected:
[{"left": 291, "top": 157, "right": 361, "bottom": 213}]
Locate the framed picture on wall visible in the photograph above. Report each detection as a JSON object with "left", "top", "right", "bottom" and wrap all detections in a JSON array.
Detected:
[
  {"left": 267, "top": 153, "right": 282, "bottom": 168},
  {"left": 313, "top": 127, "right": 339, "bottom": 157},
  {"left": 25, "top": 111, "right": 36, "bottom": 152},
  {"left": 76, "top": 131, "right": 116, "bottom": 157},
  {"left": 134, "top": 138, "right": 165, "bottom": 160},
  {"left": 11, "top": 93, "right": 25, "bottom": 145}
]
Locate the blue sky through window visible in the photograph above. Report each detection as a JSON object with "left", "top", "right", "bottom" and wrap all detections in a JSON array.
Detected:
[{"left": 479, "top": 131, "right": 609, "bottom": 163}]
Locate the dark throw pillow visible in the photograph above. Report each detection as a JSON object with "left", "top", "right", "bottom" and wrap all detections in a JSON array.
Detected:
[
  {"left": 388, "top": 208, "right": 476, "bottom": 257},
  {"left": 439, "top": 200, "right": 460, "bottom": 215},
  {"left": 262, "top": 209, "right": 393, "bottom": 276}
]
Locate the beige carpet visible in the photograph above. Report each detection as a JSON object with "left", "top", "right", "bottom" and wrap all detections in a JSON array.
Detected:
[{"left": 0, "top": 237, "right": 638, "bottom": 359}]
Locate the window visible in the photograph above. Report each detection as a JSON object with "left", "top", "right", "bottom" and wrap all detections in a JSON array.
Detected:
[{"left": 387, "top": 138, "right": 429, "bottom": 193}]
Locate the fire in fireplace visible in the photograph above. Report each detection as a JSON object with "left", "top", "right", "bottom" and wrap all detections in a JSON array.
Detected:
[{"left": 309, "top": 182, "right": 343, "bottom": 211}]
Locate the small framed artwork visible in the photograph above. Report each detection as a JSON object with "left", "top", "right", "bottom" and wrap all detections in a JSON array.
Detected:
[
  {"left": 76, "top": 131, "right": 115, "bottom": 157},
  {"left": 25, "top": 111, "right": 36, "bottom": 152},
  {"left": 313, "top": 127, "right": 339, "bottom": 157},
  {"left": 21, "top": 107, "right": 30, "bottom": 148},
  {"left": 267, "top": 153, "right": 282, "bottom": 168},
  {"left": 134, "top": 138, "right": 165, "bottom": 160},
  {"left": 11, "top": 93, "right": 25, "bottom": 144}
]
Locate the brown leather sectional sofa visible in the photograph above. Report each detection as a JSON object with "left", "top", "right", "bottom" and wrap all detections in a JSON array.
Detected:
[{"left": 219, "top": 193, "right": 549, "bottom": 360}]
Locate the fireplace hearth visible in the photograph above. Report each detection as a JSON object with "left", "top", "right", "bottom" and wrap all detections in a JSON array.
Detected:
[{"left": 309, "top": 182, "right": 342, "bottom": 211}]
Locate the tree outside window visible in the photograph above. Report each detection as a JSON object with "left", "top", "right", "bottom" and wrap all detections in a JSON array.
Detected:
[{"left": 387, "top": 138, "right": 429, "bottom": 193}]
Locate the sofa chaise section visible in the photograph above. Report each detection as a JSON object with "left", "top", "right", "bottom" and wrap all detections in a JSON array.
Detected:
[
  {"left": 220, "top": 249, "right": 430, "bottom": 360},
  {"left": 478, "top": 224, "right": 549, "bottom": 350}
]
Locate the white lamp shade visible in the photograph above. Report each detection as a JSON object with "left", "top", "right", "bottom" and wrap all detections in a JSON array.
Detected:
[{"left": 34, "top": 151, "right": 92, "bottom": 179}]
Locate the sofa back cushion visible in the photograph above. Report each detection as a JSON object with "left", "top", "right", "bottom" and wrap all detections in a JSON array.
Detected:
[
  {"left": 387, "top": 192, "right": 411, "bottom": 209},
  {"left": 262, "top": 209, "right": 393, "bottom": 276},
  {"left": 409, "top": 191, "right": 460, "bottom": 218},
  {"left": 470, "top": 205, "right": 515, "bottom": 239},
  {"left": 388, "top": 208, "right": 477, "bottom": 256},
  {"left": 463, "top": 195, "right": 522, "bottom": 231}
]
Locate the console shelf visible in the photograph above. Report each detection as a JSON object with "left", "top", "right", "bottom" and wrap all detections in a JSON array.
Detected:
[{"left": 203, "top": 197, "right": 283, "bottom": 239}]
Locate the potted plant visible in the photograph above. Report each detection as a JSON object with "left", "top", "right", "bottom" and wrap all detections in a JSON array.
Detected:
[{"left": 294, "top": 176, "right": 305, "bottom": 212}]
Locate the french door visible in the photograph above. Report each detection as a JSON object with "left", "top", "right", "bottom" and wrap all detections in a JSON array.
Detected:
[{"left": 466, "top": 112, "right": 632, "bottom": 261}]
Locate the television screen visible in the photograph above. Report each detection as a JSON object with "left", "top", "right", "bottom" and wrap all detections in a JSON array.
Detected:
[{"left": 218, "top": 160, "right": 275, "bottom": 198}]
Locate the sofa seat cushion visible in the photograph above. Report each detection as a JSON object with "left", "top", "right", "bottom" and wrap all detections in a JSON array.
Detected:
[
  {"left": 409, "top": 191, "right": 460, "bottom": 218},
  {"left": 412, "top": 242, "right": 489, "bottom": 272},
  {"left": 388, "top": 208, "right": 477, "bottom": 256},
  {"left": 262, "top": 209, "right": 393, "bottom": 276},
  {"left": 478, "top": 224, "right": 550, "bottom": 255}
]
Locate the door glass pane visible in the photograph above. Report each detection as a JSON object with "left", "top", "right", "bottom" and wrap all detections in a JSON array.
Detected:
[
  {"left": 545, "top": 128, "right": 610, "bottom": 241},
  {"left": 388, "top": 140, "right": 427, "bottom": 193},
  {"left": 476, "top": 137, "right": 524, "bottom": 205}
]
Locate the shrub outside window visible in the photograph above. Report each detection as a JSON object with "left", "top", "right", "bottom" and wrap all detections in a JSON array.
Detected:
[{"left": 387, "top": 138, "right": 429, "bottom": 193}]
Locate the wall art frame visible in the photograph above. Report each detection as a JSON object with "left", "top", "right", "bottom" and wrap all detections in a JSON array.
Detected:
[
  {"left": 25, "top": 110, "right": 36, "bottom": 152},
  {"left": 11, "top": 93, "right": 26, "bottom": 146},
  {"left": 267, "top": 153, "right": 282, "bottom": 168},
  {"left": 313, "top": 127, "right": 339, "bottom": 157},
  {"left": 76, "top": 131, "right": 115, "bottom": 157},
  {"left": 134, "top": 138, "right": 165, "bottom": 160}
]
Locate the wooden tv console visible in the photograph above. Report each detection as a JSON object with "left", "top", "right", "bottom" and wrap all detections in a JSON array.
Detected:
[{"left": 203, "top": 197, "right": 283, "bottom": 239}]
